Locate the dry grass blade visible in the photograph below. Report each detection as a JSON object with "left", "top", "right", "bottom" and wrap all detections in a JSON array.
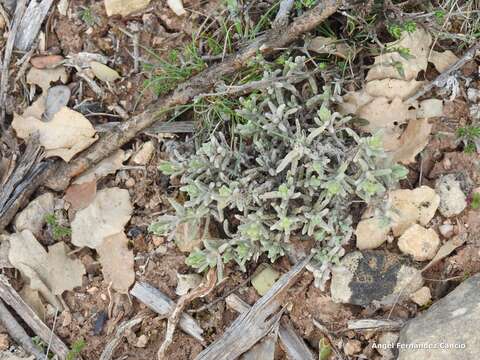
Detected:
[
  {"left": 195, "top": 255, "right": 312, "bottom": 360},
  {"left": 157, "top": 268, "right": 217, "bottom": 360}
]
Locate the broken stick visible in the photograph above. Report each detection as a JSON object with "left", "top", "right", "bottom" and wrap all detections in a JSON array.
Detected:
[
  {"left": 194, "top": 254, "right": 313, "bottom": 360},
  {"left": 226, "top": 294, "right": 315, "bottom": 360},
  {"left": 0, "top": 300, "right": 44, "bottom": 359},
  {"left": 129, "top": 281, "right": 205, "bottom": 343},
  {"left": 0, "top": 276, "right": 69, "bottom": 359}
]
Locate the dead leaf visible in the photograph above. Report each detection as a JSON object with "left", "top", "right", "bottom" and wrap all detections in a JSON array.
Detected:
[
  {"left": 20, "top": 286, "right": 45, "bottom": 320},
  {"left": 167, "top": 0, "right": 186, "bottom": 16},
  {"left": 90, "top": 61, "right": 121, "bottom": 82},
  {"left": 12, "top": 107, "right": 97, "bottom": 162},
  {"left": 366, "top": 28, "right": 432, "bottom": 81},
  {"left": 64, "top": 180, "right": 97, "bottom": 210},
  {"left": 73, "top": 149, "right": 125, "bottom": 184},
  {"left": 391, "top": 118, "right": 432, "bottom": 164},
  {"left": 8, "top": 230, "right": 85, "bottom": 304},
  {"left": 97, "top": 232, "right": 135, "bottom": 293},
  {"left": 337, "top": 90, "right": 373, "bottom": 115},
  {"left": 422, "top": 235, "right": 466, "bottom": 272},
  {"left": 357, "top": 97, "right": 409, "bottom": 150},
  {"left": 26, "top": 66, "right": 67, "bottom": 92},
  {"left": 71, "top": 187, "right": 133, "bottom": 249},
  {"left": 429, "top": 50, "right": 459, "bottom": 73},
  {"left": 307, "top": 36, "right": 351, "bottom": 59},
  {"left": 14, "top": 192, "right": 54, "bottom": 236},
  {"left": 175, "top": 273, "right": 203, "bottom": 296},
  {"left": 416, "top": 99, "right": 443, "bottom": 118},
  {"left": 365, "top": 79, "right": 423, "bottom": 100}
]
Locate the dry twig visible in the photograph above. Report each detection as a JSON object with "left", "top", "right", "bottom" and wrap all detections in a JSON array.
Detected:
[
  {"left": 0, "top": 0, "right": 28, "bottom": 128},
  {"left": 157, "top": 269, "right": 216, "bottom": 360}
]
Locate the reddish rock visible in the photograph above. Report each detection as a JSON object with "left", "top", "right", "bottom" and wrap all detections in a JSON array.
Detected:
[{"left": 30, "top": 55, "right": 64, "bottom": 69}]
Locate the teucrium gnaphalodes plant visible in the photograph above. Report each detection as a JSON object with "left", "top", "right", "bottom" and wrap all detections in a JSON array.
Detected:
[{"left": 150, "top": 56, "right": 407, "bottom": 288}]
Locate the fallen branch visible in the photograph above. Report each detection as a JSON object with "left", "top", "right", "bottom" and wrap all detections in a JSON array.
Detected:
[
  {"left": 129, "top": 281, "right": 205, "bottom": 343},
  {"left": 194, "top": 255, "right": 312, "bottom": 360},
  {"left": 226, "top": 294, "right": 315, "bottom": 360},
  {"left": 0, "top": 276, "right": 69, "bottom": 359},
  {"left": 0, "top": 300, "right": 44, "bottom": 359},
  {"left": 14, "top": 0, "right": 54, "bottom": 51},
  {"left": 407, "top": 41, "right": 480, "bottom": 103},
  {"left": 0, "top": 138, "right": 47, "bottom": 230},
  {"left": 42, "top": 0, "right": 341, "bottom": 192},
  {"left": 157, "top": 269, "right": 216, "bottom": 360}
]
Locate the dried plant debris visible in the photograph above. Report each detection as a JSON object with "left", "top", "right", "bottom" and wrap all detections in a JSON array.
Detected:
[
  {"left": 71, "top": 187, "right": 133, "bottom": 249},
  {"left": 97, "top": 232, "right": 135, "bottom": 293},
  {"left": 73, "top": 149, "right": 125, "bottom": 185},
  {"left": 8, "top": 230, "right": 85, "bottom": 307},
  {"left": 151, "top": 57, "right": 408, "bottom": 287},
  {"left": 338, "top": 28, "right": 451, "bottom": 164}
]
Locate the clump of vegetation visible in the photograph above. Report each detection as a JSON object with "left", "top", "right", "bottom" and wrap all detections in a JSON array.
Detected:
[
  {"left": 45, "top": 213, "right": 72, "bottom": 240},
  {"left": 150, "top": 57, "right": 407, "bottom": 286},
  {"left": 457, "top": 125, "right": 480, "bottom": 153},
  {"left": 67, "top": 339, "right": 86, "bottom": 360}
]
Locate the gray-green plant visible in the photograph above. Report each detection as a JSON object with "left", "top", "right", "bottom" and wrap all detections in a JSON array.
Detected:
[{"left": 150, "top": 56, "right": 407, "bottom": 287}]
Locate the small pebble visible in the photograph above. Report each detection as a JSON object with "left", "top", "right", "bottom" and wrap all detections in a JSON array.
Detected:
[
  {"left": 410, "top": 286, "right": 432, "bottom": 306},
  {"left": 344, "top": 339, "right": 362, "bottom": 356},
  {"left": 30, "top": 55, "right": 64, "bottom": 69},
  {"left": 0, "top": 334, "right": 9, "bottom": 351},
  {"left": 93, "top": 310, "right": 108, "bottom": 336},
  {"left": 438, "top": 223, "right": 454, "bottom": 238},
  {"left": 125, "top": 178, "right": 136, "bottom": 188},
  {"left": 135, "top": 334, "right": 148, "bottom": 348}
]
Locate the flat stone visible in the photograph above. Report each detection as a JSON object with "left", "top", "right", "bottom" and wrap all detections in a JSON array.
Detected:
[
  {"left": 330, "top": 251, "right": 423, "bottom": 306},
  {"left": 30, "top": 55, "right": 64, "bottom": 69},
  {"left": 355, "top": 217, "right": 390, "bottom": 250},
  {"left": 398, "top": 274, "right": 480, "bottom": 360},
  {"left": 14, "top": 192, "right": 55, "bottom": 236},
  {"left": 104, "top": 0, "right": 151, "bottom": 17},
  {"left": 398, "top": 224, "right": 440, "bottom": 261},
  {"left": 131, "top": 141, "right": 155, "bottom": 165},
  {"left": 435, "top": 174, "right": 467, "bottom": 217},
  {"left": 410, "top": 286, "right": 431, "bottom": 306}
]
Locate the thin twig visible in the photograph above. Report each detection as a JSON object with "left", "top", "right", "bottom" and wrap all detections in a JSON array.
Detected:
[
  {"left": 407, "top": 41, "right": 480, "bottom": 103},
  {"left": 157, "top": 268, "right": 217, "bottom": 360},
  {"left": 44, "top": 307, "right": 59, "bottom": 360}
]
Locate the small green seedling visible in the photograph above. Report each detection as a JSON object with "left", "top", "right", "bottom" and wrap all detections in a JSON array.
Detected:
[
  {"left": 44, "top": 214, "right": 72, "bottom": 240},
  {"left": 67, "top": 339, "right": 86, "bottom": 360}
]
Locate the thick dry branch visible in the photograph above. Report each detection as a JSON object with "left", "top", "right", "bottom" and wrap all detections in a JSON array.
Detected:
[
  {"left": 14, "top": 0, "right": 54, "bottom": 51},
  {"left": 129, "top": 282, "right": 205, "bottom": 343},
  {"left": 226, "top": 294, "right": 315, "bottom": 360},
  {"left": 0, "top": 138, "right": 48, "bottom": 230},
  {"left": 42, "top": 0, "right": 341, "bottom": 192},
  {"left": 0, "top": 300, "right": 45, "bottom": 359},
  {"left": 195, "top": 255, "right": 312, "bottom": 360},
  {"left": 0, "top": 276, "right": 69, "bottom": 359}
]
